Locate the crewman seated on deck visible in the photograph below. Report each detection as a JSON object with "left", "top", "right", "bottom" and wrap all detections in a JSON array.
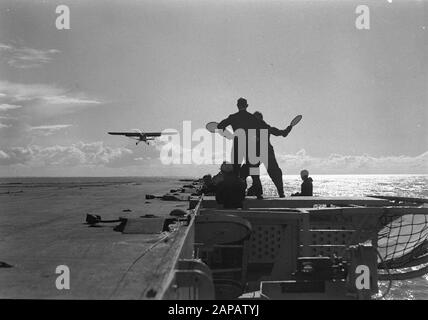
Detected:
[
  {"left": 291, "top": 169, "right": 313, "bottom": 196},
  {"left": 198, "top": 174, "right": 216, "bottom": 196},
  {"left": 215, "top": 162, "right": 247, "bottom": 209}
]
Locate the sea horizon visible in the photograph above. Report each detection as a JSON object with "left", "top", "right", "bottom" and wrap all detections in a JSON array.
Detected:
[{"left": 0, "top": 173, "right": 427, "bottom": 179}]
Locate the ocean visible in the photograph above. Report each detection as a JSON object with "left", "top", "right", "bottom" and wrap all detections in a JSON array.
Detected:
[{"left": 1, "top": 174, "right": 427, "bottom": 299}]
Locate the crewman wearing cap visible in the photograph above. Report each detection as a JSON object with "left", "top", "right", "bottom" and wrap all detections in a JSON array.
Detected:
[{"left": 215, "top": 162, "right": 247, "bottom": 208}]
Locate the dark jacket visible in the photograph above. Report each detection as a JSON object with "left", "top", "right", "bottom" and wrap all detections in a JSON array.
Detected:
[
  {"left": 215, "top": 174, "right": 247, "bottom": 208},
  {"left": 218, "top": 110, "right": 291, "bottom": 161},
  {"left": 300, "top": 177, "right": 313, "bottom": 196},
  {"left": 218, "top": 110, "right": 290, "bottom": 138}
]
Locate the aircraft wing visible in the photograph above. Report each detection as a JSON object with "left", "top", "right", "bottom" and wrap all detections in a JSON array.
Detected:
[
  {"left": 108, "top": 131, "right": 177, "bottom": 137},
  {"left": 144, "top": 132, "right": 177, "bottom": 137},
  {"left": 108, "top": 132, "right": 142, "bottom": 137}
]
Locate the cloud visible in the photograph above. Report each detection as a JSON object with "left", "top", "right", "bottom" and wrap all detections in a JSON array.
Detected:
[
  {"left": 28, "top": 124, "right": 72, "bottom": 136},
  {"left": 0, "top": 114, "right": 20, "bottom": 131},
  {"left": 0, "top": 103, "right": 19, "bottom": 129},
  {"left": 0, "top": 142, "right": 133, "bottom": 167},
  {"left": 0, "top": 150, "right": 9, "bottom": 159},
  {"left": 276, "top": 149, "right": 428, "bottom": 174},
  {"left": 0, "top": 81, "right": 102, "bottom": 117},
  {"left": 0, "top": 43, "right": 60, "bottom": 68},
  {"left": 0, "top": 115, "right": 17, "bottom": 120},
  {"left": 0, "top": 81, "right": 102, "bottom": 105},
  {"left": 0, "top": 142, "right": 426, "bottom": 175},
  {"left": 43, "top": 96, "right": 101, "bottom": 105},
  {"left": 0, "top": 104, "right": 23, "bottom": 111}
]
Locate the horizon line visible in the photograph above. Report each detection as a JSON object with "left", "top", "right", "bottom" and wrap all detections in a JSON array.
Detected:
[{"left": 0, "top": 173, "right": 427, "bottom": 179}]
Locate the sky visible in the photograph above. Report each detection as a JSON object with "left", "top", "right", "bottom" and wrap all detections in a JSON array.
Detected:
[{"left": 0, "top": 0, "right": 426, "bottom": 176}]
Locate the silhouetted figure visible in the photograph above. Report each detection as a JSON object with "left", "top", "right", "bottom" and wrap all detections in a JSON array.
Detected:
[
  {"left": 199, "top": 174, "right": 216, "bottom": 195},
  {"left": 292, "top": 169, "right": 313, "bottom": 196},
  {"left": 217, "top": 98, "right": 291, "bottom": 198},
  {"left": 211, "top": 161, "right": 228, "bottom": 187},
  {"left": 215, "top": 163, "right": 247, "bottom": 209},
  {"left": 217, "top": 98, "right": 263, "bottom": 175},
  {"left": 244, "top": 111, "right": 291, "bottom": 198},
  {"left": 212, "top": 170, "right": 224, "bottom": 186}
]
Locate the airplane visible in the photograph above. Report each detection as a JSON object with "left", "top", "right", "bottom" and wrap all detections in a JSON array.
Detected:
[{"left": 108, "top": 129, "right": 177, "bottom": 145}]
